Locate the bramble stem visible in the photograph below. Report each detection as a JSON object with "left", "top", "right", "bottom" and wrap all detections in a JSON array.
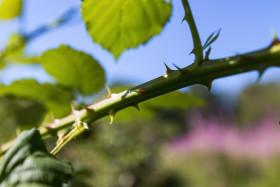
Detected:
[
  {"left": 50, "top": 120, "right": 87, "bottom": 155},
  {"left": 181, "top": 0, "right": 203, "bottom": 67},
  {"left": 1, "top": 42, "right": 280, "bottom": 156}
]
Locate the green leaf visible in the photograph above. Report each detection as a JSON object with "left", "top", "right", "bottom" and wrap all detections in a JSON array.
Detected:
[
  {"left": 202, "top": 29, "right": 221, "bottom": 49},
  {"left": 0, "top": 79, "right": 73, "bottom": 118},
  {"left": 41, "top": 45, "right": 106, "bottom": 95},
  {"left": 0, "top": 97, "right": 46, "bottom": 128},
  {"left": 0, "top": 34, "right": 40, "bottom": 67},
  {"left": 116, "top": 91, "right": 205, "bottom": 122},
  {"left": 81, "top": 0, "right": 172, "bottom": 59},
  {"left": 0, "top": 0, "right": 23, "bottom": 20},
  {"left": 0, "top": 128, "right": 73, "bottom": 186}
]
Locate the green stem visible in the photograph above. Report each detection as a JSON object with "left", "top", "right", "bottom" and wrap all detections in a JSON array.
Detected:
[
  {"left": 50, "top": 120, "right": 87, "bottom": 155},
  {"left": 181, "top": 0, "right": 203, "bottom": 67},
  {"left": 1, "top": 43, "right": 280, "bottom": 156}
]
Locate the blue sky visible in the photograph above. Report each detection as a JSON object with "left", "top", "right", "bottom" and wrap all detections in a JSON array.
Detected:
[{"left": 0, "top": 0, "right": 280, "bottom": 95}]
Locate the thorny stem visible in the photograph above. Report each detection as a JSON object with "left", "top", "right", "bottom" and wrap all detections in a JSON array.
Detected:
[
  {"left": 50, "top": 120, "right": 88, "bottom": 155},
  {"left": 1, "top": 42, "right": 280, "bottom": 156},
  {"left": 181, "top": 0, "right": 203, "bottom": 67}
]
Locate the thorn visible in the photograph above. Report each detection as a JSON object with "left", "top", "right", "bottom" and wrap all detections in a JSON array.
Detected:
[
  {"left": 189, "top": 49, "right": 195, "bottom": 55},
  {"left": 257, "top": 65, "right": 268, "bottom": 82},
  {"left": 200, "top": 81, "right": 213, "bottom": 93},
  {"left": 78, "top": 104, "right": 95, "bottom": 112},
  {"left": 182, "top": 16, "right": 187, "bottom": 23},
  {"left": 71, "top": 105, "right": 79, "bottom": 115},
  {"left": 163, "top": 62, "right": 174, "bottom": 78},
  {"left": 172, "top": 63, "right": 181, "bottom": 70},
  {"left": 105, "top": 85, "right": 112, "bottom": 98},
  {"left": 86, "top": 106, "right": 95, "bottom": 112},
  {"left": 269, "top": 29, "right": 280, "bottom": 48},
  {"left": 109, "top": 111, "right": 115, "bottom": 124},
  {"left": 172, "top": 63, "right": 188, "bottom": 75},
  {"left": 133, "top": 104, "right": 140, "bottom": 111}
]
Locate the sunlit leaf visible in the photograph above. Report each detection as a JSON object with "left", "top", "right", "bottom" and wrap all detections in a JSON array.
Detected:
[
  {"left": 41, "top": 45, "right": 106, "bottom": 95},
  {"left": 0, "top": 0, "right": 23, "bottom": 20},
  {"left": 0, "top": 128, "right": 73, "bottom": 186},
  {"left": 81, "top": 0, "right": 172, "bottom": 59},
  {"left": 0, "top": 79, "right": 73, "bottom": 118}
]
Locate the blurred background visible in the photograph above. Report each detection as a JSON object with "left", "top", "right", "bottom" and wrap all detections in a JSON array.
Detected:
[{"left": 1, "top": 0, "right": 280, "bottom": 186}]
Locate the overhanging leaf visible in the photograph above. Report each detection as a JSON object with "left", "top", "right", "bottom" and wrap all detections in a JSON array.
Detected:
[
  {"left": 0, "top": 0, "right": 23, "bottom": 20},
  {"left": 0, "top": 128, "right": 73, "bottom": 186},
  {"left": 81, "top": 0, "right": 172, "bottom": 59},
  {"left": 41, "top": 45, "right": 106, "bottom": 95},
  {"left": 0, "top": 79, "right": 73, "bottom": 118}
]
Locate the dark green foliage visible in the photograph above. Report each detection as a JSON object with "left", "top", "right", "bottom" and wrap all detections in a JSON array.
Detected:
[
  {"left": 0, "top": 128, "right": 73, "bottom": 187},
  {"left": 116, "top": 91, "right": 205, "bottom": 122},
  {"left": 237, "top": 83, "right": 280, "bottom": 124},
  {"left": 0, "top": 79, "right": 73, "bottom": 118}
]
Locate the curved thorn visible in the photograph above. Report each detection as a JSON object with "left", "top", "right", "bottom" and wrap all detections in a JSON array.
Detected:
[
  {"left": 133, "top": 104, "right": 140, "bottom": 111},
  {"left": 269, "top": 29, "right": 280, "bottom": 48},
  {"left": 257, "top": 65, "right": 267, "bottom": 82},
  {"left": 200, "top": 81, "right": 213, "bottom": 93},
  {"left": 172, "top": 63, "right": 181, "bottom": 70},
  {"left": 105, "top": 85, "right": 112, "bottom": 98},
  {"left": 109, "top": 111, "right": 115, "bottom": 124},
  {"left": 163, "top": 62, "right": 174, "bottom": 78}
]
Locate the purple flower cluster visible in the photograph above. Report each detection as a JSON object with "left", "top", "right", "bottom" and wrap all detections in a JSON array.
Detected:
[{"left": 166, "top": 113, "right": 280, "bottom": 160}]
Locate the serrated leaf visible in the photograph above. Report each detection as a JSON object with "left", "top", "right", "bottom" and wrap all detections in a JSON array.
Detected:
[
  {"left": 0, "top": 79, "right": 73, "bottom": 118},
  {"left": 81, "top": 0, "right": 172, "bottom": 59},
  {"left": 0, "top": 0, "right": 23, "bottom": 20},
  {"left": 0, "top": 128, "right": 73, "bottom": 187},
  {"left": 41, "top": 45, "right": 106, "bottom": 95}
]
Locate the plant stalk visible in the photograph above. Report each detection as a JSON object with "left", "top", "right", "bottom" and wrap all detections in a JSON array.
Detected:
[
  {"left": 1, "top": 43, "right": 280, "bottom": 156},
  {"left": 181, "top": 0, "right": 203, "bottom": 66}
]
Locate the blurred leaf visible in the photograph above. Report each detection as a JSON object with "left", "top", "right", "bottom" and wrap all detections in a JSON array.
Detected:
[
  {"left": 237, "top": 83, "right": 280, "bottom": 124},
  {"left": 116, "top": 91, "right": 205, "bottom": 122},
  {"left": 0, "top": 0, "right": 23, "bottom": 20},
  {"left": 0, "top": 34, "right": 40, "bottom": 67},
  {"left": 0, "top": 79, "right": 73, "bottom": 118},
  {"left": 81, "top": 0, "right": 172, "bottom": 59},
  {"left": 142, "top": 91, "right": 205, "bottom": 109},
  {"left": 41, "top": 45, "right": 105, "bottom": 95},
  {"left": 14, "top": 99, "right": 46, "bottom": 128},
  {"left": 0, "top": 97, "right": 46, "bottom": 129},
  {"left": 0, "top": 128, "right": 73, "bottom": 186}
]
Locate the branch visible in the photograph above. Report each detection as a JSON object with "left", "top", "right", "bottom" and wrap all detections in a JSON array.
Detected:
[
  {"left": 1, "top": 42, "right": 280, "bottom": 156},
  {"left": 181, "top": 0, "right": 203, "bottom": 67}
]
